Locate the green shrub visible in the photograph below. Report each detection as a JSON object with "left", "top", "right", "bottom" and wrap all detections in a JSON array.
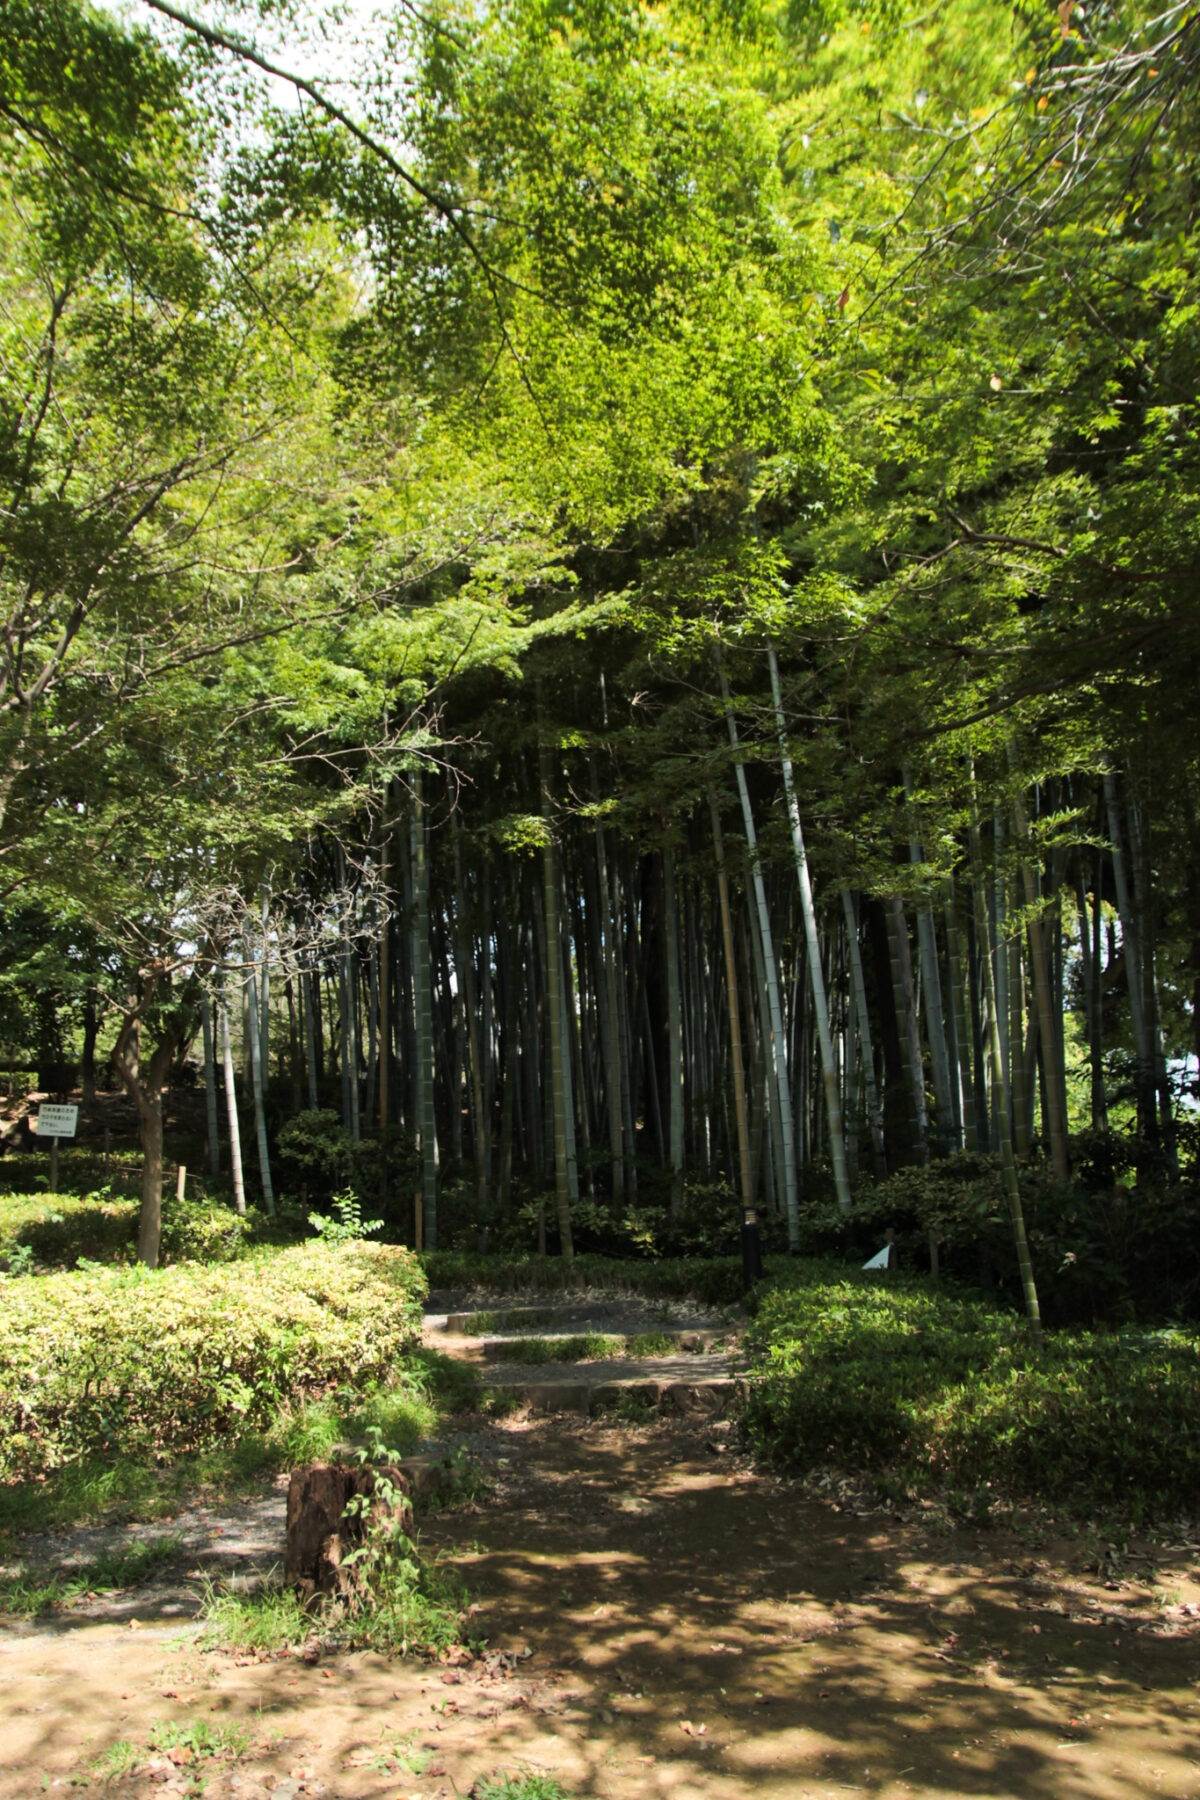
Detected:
[
  {"left": 744, "top": 1273, "right": 1200, "bottom": 1521},
  {"left": 160, "top": 1200, "right": 256, "bottom": 1263},
  {"left": 0, "top": 1191, "right": 255, "bottom": 1269},
  {"left": 0, "top": 1242, "right": 426, "bottom": 1478},
  {"left": 0, "top": 1191, "right": 137, "bottom": 1267},
  {"left": 277, "top": 1110, "right": 419, "bottom": 1214}
]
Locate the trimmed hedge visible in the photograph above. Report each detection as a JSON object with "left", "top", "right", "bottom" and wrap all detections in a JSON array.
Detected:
[
  {"left": 0, "top": 1242, "right": 426, "bottom": 1478},
  {"left": 744, "top": 1273, "right": 1200, "bottom": 1521}
]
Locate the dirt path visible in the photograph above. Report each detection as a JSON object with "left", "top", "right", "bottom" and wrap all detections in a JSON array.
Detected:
[{"left": 3, "top": 1310, "right": 1200, "bottom": 1799}]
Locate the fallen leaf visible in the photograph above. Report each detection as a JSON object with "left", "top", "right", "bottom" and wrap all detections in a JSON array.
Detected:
[
  {"left": 166, "top": 1746, "right": 192, "bottom": 1766},
  {"left": 680, "top": 1721, "right": 707, "bottom": 1737},
  {"left": 128, "top": 1619, "right": 142, "bottom": 1631}
]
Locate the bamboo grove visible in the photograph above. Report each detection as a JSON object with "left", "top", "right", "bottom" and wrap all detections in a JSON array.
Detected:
[{"left": 2, "top": 0, "right": 1200, "bottom": 1332}]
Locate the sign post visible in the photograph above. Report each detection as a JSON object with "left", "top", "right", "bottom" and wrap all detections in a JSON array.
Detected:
[{"left": 35, "top": 1104, "right": 79, "bottom": 1196}]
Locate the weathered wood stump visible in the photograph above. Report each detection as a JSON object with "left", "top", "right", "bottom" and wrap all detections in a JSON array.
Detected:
[{"left": 285, "top": 1462, "right": 413, "bottom": 1598}]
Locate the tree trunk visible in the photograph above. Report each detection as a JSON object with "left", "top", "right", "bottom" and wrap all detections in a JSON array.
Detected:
[
  {"left": 768, "top": 648, "right": 852, "bottom": 1210},
  {"left": 244, "top": 932, "right": 275, "bottom": 1215},
  {"left": 81, "top": 986, "right": 99, "bottom": 1108},
  {"left": 218, "top": 969, "right": 246, "bottom": 1216},
  {"left": 842, "top": 891, "right": 887, "bottom": 1175},
  {"left": 304, "top": 964, "right": 321, "bottom": 1110},
  {"left": 943, "top": 880, "right": 978, "bottom": 1152},
  {"left": 902, "top": 766, "right": 957, "bottom": 1155},
  {"left": 968, "top": 798, "right": 1042, "bottom": 1343},
  {"left": 453, "top": 815, "right": 489, "bottom": 1216},
  {"left": 885, "top": 897, "right": 929, "bottom": 1164},
  {"left": 1011, "top": 788, "right": 1070, "bottom": 1181},
  {"left": 1103, "top": 770, "right": 1156, "bottom": 1137},
  {"left": 201, "top": 992, "right": 221, "bottom": 1177},
  {"left": 111, "top": 1001, "right": 187, "bottom": 1269},
  {"left": 411, "top": 772, "right": 439, "bottom": 1249},
  {"left": 708, "top": 788, "right": 755, "bottom": 1214},
  {"left": 664, "top": 836, "right": 685, "bottom": 1213},
  {"left": 717, "top": 653, "right": 800, "bottom": 1248},
  {"left": 539, "top": 724, "right": 574, "bottom": 1258},
  {"left": 590, "top": 770, "right": 626, "bottom": 1204},
  {"left": 1074, "top": 860, "right": 1108, "bottom": 1131}
]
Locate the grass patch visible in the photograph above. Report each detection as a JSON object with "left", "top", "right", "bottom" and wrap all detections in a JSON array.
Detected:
[
  {"left": 473, "top": 1774, "right": 571, "bottom": 1800},
  {"left": 86, "top": 1738, "right": 142, "bottom": 1783},
  {"left": 408, "top": 1345, "right": 482, "bottom": 1414},
  {"left": 373, "top": 1731, "right": 433, "bottom": 1776},
  {"left": 459, "top": 1307, "right": 559, "bottom": 1335},
  {"left": 744, "top": 1269, "right": 1200, "bottom": 1523},
  {"left": 200, "top": 1576, "right": 311, "bottom": 1654},
  {"left": 148, "top": 1717, "right": 248, "bottom": 1761},
  {"left": 0, "top": 1189, "right": 264, "bottom": 1271},
  {"left": 0, "top": 1433, "right": 280, "bottom": 1540},
  {"left": 627, "top": 1330, "right": 676, "bottom": 1355},
  {"left": 481, "top": 1387, "right": 522, "bottom": 1418},
  {"left": 486, "top": 1333, "right": 623, "bottom": 1364},
  {"left": 85, "top": 1716, "right": 248, "bottom": 1783}
]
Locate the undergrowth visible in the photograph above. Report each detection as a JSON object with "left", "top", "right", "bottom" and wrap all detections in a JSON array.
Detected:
[
  {"left": 423, "top": 1250, "right": 757, "bottom": 1307},
  {"left": 0, "top": 1346, "right": 473, "bottom": 1540}
]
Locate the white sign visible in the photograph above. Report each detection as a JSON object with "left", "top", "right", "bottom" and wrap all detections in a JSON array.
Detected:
[{"left": 36, "top": 1104, "right": 78, "bottom": 1139}]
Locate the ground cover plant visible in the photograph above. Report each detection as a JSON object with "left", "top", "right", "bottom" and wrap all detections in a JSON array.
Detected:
[{"left": 744, "top": 1269, "right": 1200, "bottom": 1523}]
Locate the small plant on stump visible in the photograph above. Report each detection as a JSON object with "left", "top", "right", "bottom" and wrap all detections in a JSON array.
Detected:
[{"left": 332, "top": 1429, "right": 469, "bottom": 1655}]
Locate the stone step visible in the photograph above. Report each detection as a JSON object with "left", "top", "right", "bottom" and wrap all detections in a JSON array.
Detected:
[
  {"left": 469, "top": 1326, "right": 731, "bottom": 1362},
  {"left": 481, "top": 1367, "right": 746, "bottom": 1419},
  {"left": 438, "top": 1301, "right": 717, "bottom": 1334},
  {"left": 477, "top": 1344, "right": 747, "bottom": 1419}
]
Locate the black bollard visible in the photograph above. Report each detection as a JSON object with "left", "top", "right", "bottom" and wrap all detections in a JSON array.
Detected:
[{"left": 741, "top": 1205, "right": 763, "bottom": 1292}]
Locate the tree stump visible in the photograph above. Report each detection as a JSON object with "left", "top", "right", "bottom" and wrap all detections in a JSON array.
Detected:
[{"left": 285, "top": 1462, "right": 413, "bottom": 1599}]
